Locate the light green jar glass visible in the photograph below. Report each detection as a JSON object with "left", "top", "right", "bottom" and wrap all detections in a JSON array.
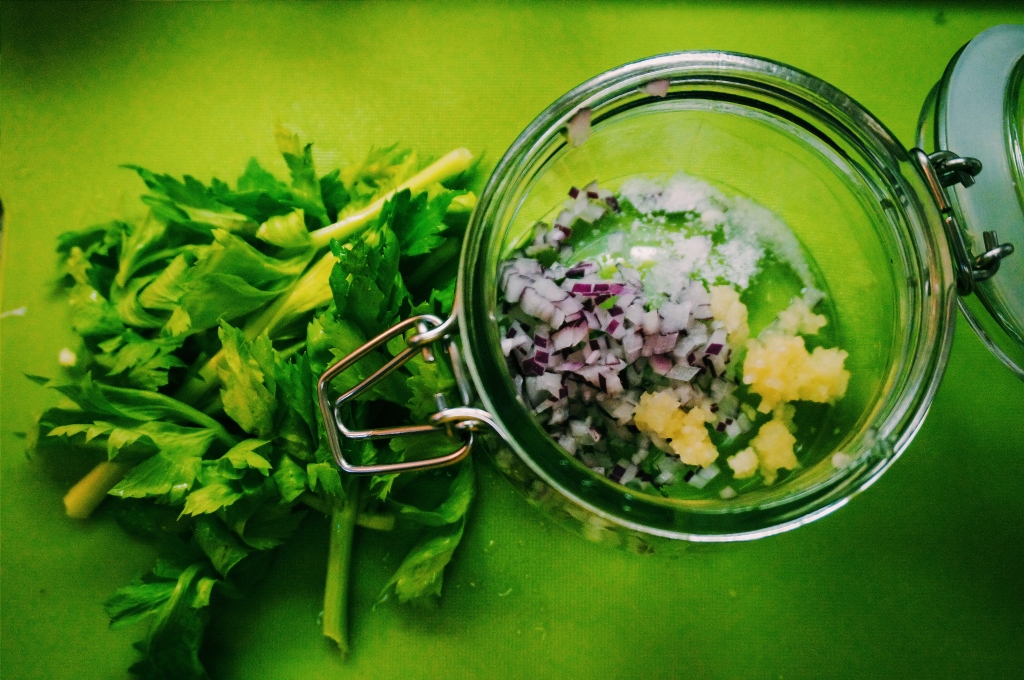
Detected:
[{"left": 458, "top": 51, "right": 953, "bottom": 546}]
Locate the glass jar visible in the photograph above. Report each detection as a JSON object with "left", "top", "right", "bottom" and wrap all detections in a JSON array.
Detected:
[{"left": 319, "top": 26, "right": 1023, "bottom": 550}]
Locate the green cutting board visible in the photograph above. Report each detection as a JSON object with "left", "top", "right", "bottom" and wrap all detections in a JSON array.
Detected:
[{"left": 2, "top": 2, "right": 1023, "bottom": 678}]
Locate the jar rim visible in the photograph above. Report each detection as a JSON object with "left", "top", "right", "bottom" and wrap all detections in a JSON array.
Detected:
[{"left": 457, "top": 51, "right": 955, "bottom": 541}]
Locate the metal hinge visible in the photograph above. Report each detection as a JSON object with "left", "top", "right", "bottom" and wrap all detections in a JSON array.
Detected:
[
  {"left": 912, "top": 148, "right": 1015, "bottom": 295},
  {"left": 317, "top": 313, "right": 496, "bottom": 475}
]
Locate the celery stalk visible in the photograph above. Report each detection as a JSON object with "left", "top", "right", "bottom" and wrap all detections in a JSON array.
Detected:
[
  {"left": 63, "top": 461, "right": 133, "bottom": 519},
  {"left": 308, "top": 148, "right": 473, "bottom": 250},
  {"left": 322, "top": 477, "right": 359, "bottom": 657}
]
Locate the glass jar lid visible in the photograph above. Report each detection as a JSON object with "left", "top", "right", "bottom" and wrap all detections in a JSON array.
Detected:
[{"left": 930, "top": 24, "right": 1024, "bottom": 377}]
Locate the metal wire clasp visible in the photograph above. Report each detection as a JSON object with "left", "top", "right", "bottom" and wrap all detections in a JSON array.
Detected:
[
  {"left": 911, "top": 148, "right": 1015, "bottom": 295},
  {"left": 317, "top": 313, "right": 492, "bottom": 475}
]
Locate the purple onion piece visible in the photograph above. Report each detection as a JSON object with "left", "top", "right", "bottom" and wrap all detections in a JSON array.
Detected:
[{"left": 649, "top": 355, "right": 672, "bottom": 376}]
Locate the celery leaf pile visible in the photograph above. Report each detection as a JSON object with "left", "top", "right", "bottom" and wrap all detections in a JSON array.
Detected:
[{"left": 26, "top": 128, "right": 478, "bottom": 678}]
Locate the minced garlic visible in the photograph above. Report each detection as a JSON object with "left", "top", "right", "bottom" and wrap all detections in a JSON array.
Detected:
[
  {"left": 775, "top": 297, "right": 827, "bottom": 336},
  {"left": 727, "top": 448, "right": 758, "bottom": 478},
  {"left": 748, "top": 405, "right": 798, "bottom": 484},
  {"left": 710, "top": 285, "right": 750, "bottom": 346},
  {"left": 633, "top": 391, "right": 719, "bottom": 467},
  {"left": 743, "top": 333, "right": 850, "bottom": 413},
  {"left": 728, "top": 404, "right": 798, "bottom": 483}
]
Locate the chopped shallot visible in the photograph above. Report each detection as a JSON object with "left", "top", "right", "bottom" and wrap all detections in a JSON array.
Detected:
[
  {"left": 641, "top": 79, "right": 670, "bottom": 97},
  {"left": 566, "top": 108, "right": 592, "bottom": 147},
  {"left": 496, "top": 178, "right": 774, "bottom": 495}
]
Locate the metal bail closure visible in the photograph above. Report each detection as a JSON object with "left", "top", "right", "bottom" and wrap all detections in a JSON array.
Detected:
[
  {"left": 911, "top": 148, "right": 1015, "bottom": 296},
  {"left": 317, "top": 313, "right": 491, "bottom": 475}
]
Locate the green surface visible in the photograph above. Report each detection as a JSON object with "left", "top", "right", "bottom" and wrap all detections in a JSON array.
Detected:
[{"left": 2, "top": 2, "right": 1023, "bottom": 678}]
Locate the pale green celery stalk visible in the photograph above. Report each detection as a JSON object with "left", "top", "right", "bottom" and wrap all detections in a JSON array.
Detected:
[
  {"left": 173, "top": 148, "right": 473, "bottom": 406},
  {"left": 64, "top": 460, "right": 133, "bottom": 519},
  {"left": 323, "top": 476, "right": 359, "bottom": 657},
  {"left": 61, "top": 393, "right": 239, "bottom": 518},
  {"left": 354, "top": 512, "right": 395, "bottom": 531},
  {"left": 243, "top": 253, "right": 337, "bottom": 341},
  {"left": 308, "top": 148, "right": 473, "bottom": 250},
  {"left": 173, "top": 255, "right": 336, "bottom": 406},
  {"left": 300, "top": 492, "right": 396, "bottom": 530}
]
